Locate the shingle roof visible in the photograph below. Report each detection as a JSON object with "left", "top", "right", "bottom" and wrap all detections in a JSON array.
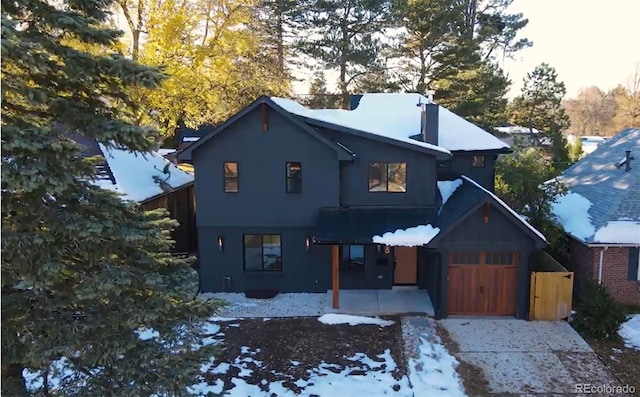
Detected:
[
  {"left": 314, "top": 207, "right": 437, "bottom": 244},
  {"left": 556, "top": 128, "right": 640, "bottom": 243}
]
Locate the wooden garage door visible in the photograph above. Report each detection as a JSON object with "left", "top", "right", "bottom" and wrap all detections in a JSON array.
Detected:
[{"left": 447, "top": 252, "right": 518, "bottom": 316}]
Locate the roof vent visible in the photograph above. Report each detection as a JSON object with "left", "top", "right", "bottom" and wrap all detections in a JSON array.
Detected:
[{"left": 616, "top": 150, "right": 634, "bottom": 172}]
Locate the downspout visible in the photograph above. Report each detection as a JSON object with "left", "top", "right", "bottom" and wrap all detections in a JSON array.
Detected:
[{"left": 598, "top": 246, "right": 608, "bottom": 284}]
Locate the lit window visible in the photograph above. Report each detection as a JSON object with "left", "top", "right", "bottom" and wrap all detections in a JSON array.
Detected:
[
  {"left": 223, "top": 162, "right": 238, "bottom": 192},
  {"left": 286, "top": 162, "right": 302, "bottom": 193}
]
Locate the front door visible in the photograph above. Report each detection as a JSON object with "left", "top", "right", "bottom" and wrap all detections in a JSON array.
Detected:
[{"left": 394, "top": 247, "right": 417, "bottom": 285}]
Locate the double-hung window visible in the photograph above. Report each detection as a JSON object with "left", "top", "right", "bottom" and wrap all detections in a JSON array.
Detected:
[{"left": 223, "top": 162, "right": 239, "bottom": 192}]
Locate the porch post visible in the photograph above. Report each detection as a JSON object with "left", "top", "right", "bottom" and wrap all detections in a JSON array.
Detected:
[{"left": 332, "top": 245, "right": 339, "bottom": 309}]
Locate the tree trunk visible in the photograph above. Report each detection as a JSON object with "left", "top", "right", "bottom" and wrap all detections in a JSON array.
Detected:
[
  {"left": 132, "top": 30, "right": 140, "bottom": 61},
  {"left": 2, "top": 363, "right": 28, "bottom": 396},
  {"left": 276, "top": 12, "right": 284, "bottom": 79}
]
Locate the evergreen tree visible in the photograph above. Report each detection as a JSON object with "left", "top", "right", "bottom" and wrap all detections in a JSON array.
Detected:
[
  {"left": 297, "top": 0, "right": 395, "bottom": 109},
  {"left": 301, "top": 70, "right": 341, "bottom": 108},
  {"left": 1, "top": 0, "right": 219, "bottom": 394},
  {"left": 508, "top": 63, "right": 571, "bottom": 167},
  {"left": 435, "top": 60, "right": 510, "bottom": 132}
]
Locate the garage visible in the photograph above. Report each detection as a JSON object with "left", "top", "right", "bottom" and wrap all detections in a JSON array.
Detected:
[{"left": 447, "top": 252, "right": 518, "bottom": 316}]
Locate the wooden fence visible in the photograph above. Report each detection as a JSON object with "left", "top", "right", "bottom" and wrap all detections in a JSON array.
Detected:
[{"left": 529, "top": 251, "right": 574, "bottom": 321}]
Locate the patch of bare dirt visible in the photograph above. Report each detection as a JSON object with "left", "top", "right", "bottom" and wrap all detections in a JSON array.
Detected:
[
  {"left": 581, "top": 334, "right": 640, "bottom": 391},
  {"left": 205, "top": 317, "right": 406, "bottom": 394}
]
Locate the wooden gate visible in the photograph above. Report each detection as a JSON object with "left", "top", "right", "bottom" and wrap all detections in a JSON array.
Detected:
[{"left": 529, "top": 252, "right": 574, "bottom": 321}]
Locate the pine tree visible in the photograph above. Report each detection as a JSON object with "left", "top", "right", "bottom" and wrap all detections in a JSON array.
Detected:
[
  {"left": 508, "top": 63, "right": 571, "bottom": 167},
  {"left": 1, "top": 0, "right": 219, "bottom": 395},
  {"left": 301, "top": 70, "right": 341, "bottom": 109},
  {"left": 297, "top": 0, "right": 395, "bottom": 109}
]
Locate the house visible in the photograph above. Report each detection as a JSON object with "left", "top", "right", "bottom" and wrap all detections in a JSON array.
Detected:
[
  {"left": 552, "top": 128, "right": 640, "bottom": 306},
  {"left": 71, "top": 134, "right": 198, "bottom": 253},
  {"left": 176, "top": 124, "right": 216, "bottom": 157},
  {"left": 178, "top": 93, "right": 548, "bottom": 319}
]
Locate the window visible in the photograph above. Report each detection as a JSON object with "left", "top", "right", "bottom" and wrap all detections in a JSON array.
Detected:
[
  {"left": 286, "top": 162, "right": 302, "bottom": 193},
  {"left": 341, "top": 245, "right": 365, "bottom": 271},
  {"left": 485, "top": 252, "right": 516, "bottom": 265},
  {"left": 223, "top": 162, "right": 238, "bottom": 192},
  {"left": 451, "top": 252, "right": 481, "bottom": 265},
  {"left": 243, "top": 235, "right": 282, "bottom": 271},
  {"left": 368, "top": 162, "right": 407, "bottom": 192},
  {"left": 472, "top": 156, "right": 485, "bottom": 168},
  {"left": 629, "top": 247, "right": 640, "bottom": 281}
]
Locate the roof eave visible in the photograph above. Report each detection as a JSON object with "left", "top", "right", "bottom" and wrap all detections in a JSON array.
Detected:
[{"left": 138, "top": 181, "right": 194, "bottom": 205}]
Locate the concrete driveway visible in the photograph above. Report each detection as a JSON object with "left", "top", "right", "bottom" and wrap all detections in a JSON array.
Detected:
[{"left": 440, "top": 319, "right": 620, "bottom": 395}]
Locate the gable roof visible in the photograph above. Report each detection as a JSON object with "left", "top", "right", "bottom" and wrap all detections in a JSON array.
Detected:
[
  {"left": 271, "top": 97, "right": 451, "bottom": 158},
  {"left": 177, "top": 97, "right": 355, "bottom": 161},
  {"left": 430, "top": 176, "right": 547, "bottom": 246},
  {"left": 272, "top": 93, "right": 509, "bottom": 153},
  {"left": 71, "top": 134, "right": 194, "bottom": 203},
  {"left": 552, "top": 128, "right": 640, "bottom": 245}
]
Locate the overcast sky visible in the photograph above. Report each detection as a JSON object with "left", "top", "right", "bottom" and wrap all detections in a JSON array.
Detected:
[{"left": 503, "top": 0, "right": 640, "bottom": 98}]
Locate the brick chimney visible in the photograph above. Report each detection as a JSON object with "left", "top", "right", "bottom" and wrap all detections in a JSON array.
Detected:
[{"left": 420, "top": 103, "right": 439, "bottom": 146}]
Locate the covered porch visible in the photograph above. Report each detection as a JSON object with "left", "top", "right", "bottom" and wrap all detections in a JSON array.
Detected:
[{"left": 325, "top": 287, "right": 435, "bottom": 316}]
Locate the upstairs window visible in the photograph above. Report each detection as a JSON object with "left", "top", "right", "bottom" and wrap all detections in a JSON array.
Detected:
[
  {"left": 368, "top": 162, "right": 407, "bottom": 192},
  {"left": 472, "top": 156, "right": 485, "bottom": 168},
  {"left": 223, "top": 162, "right": 238, "bottom": 192},
  {"left": 341, "top": 245, "right": 365, "bottom": 271},
  {"left": 286, "top": 162, "right": 302, "bottom": 193}
]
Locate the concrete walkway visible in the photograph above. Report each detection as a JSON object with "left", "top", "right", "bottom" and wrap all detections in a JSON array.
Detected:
[
  {"left": 440, "top": 318, "right": 620, "bottom": 395},
  {"left": 326, "top": 288, "right": 435, "bottom": 316}
]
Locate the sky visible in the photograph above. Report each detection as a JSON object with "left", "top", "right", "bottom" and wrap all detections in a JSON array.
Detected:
[
  {"left": 503, "top": 0, "right": 640, "bottom": 98},
  {"left": 293, "top": 0, "right": 640, "bottom": 100}
]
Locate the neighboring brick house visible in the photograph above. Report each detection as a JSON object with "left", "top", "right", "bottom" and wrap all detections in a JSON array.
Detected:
[{"left": 552, "top": 128, "right": 640, "bottom": 306}]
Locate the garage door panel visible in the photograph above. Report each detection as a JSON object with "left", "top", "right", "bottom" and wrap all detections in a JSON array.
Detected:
[{"left": 448, "top": 252, "right": 519, "bottom": 316}]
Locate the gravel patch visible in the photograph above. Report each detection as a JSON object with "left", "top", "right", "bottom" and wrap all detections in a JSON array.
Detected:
[{"left": 199, "top": 292, "right": 328, "bottom": 318}]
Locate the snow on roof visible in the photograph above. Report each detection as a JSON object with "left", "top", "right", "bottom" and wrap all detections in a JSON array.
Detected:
[
  {"left": 96, "top": 143, "right": 194, "bottom": 203},
  {"left": 271, "top": 93, "right": 508, "bottom": 153},
  {"left": 372, "top": 225, "right": 440, "bottom": 247},
  {"left": 555, "top": 128, "right": 640, "bottom": 244},
  {"left": 437, "top": 179, "right": 463, "bottom": 207},
  {"left": 271, "top": 97, "right": 450, "bottom": 155},
  {"left": 461, "top": 175, "right": 547, "bottom": 242},
  {"left": 592, "top": 221, "right": 640, "bottom": 245},
  {"left": 157, "top": 148, "right": 177, "bottom": 156},
  {"left": 551, "top": 192, "right": 596, "bottom": 241}
]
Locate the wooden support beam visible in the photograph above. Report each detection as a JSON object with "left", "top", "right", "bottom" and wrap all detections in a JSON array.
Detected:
[
  {"left": 332, "top": 245, "right": 339, "bottom": 309},
  {"left": 483, "top": 202, "right": 490, "bottom": 223},
  {"left": 261, "top": 102, "right": 268, "bottom": 131}
]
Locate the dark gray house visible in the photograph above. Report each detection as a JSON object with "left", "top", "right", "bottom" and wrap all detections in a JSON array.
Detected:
[{"left": 178, "top": 93, "right": 547, "bottom": 319}]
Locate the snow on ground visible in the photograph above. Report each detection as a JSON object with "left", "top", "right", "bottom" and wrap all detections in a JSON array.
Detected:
[
  {"left": 593, "top": 221, "right": 640, "bottom": 244},
  {"left": 551, "top": 192, "right": 596, "bottom": 240},
  {"left": 199, "top": 292, "right": 328, "bottom": 317},
  {"left": 402, "top": 316, "right": 467, "bottom": 397},
  {"left": 271, "top": 94, "right": 507, "bottom": 153},
  {"left": 318, "top": 313, "right": 395, "bottom": 327},
  {"left": 24, "top": 315, "right": 468, "bottom": 397},
  {"left": 372, "top": 225, "right": 440, "bottom": 247},
  {"left": 618, "top": 314, "right": 640, "bottom": 350},
  {"left": 438, "top": 179, "right": 463, "bottom": 208}
]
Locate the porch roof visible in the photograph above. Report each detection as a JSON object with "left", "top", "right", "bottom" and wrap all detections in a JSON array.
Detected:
[{"left": 314, "top": 207, "right": 437, "bottom": 245}]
